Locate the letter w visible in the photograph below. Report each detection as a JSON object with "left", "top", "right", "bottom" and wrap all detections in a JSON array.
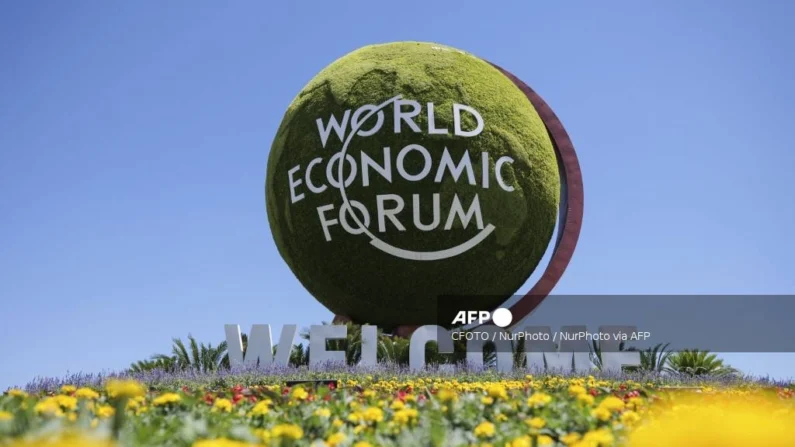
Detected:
[
  {"left": 316, "top": 111, "right": 350, "bottom": 148},
  {"left": 224, "top": 324, "right": 298, "bottom": 368}
]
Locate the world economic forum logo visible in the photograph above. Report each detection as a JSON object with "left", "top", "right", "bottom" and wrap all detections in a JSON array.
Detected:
[
  {"left": 286, "top": 95, "right": 518, "bottom": 261},
  {"left": 266, "top": 42, "right": 576, "bottom": 328}
]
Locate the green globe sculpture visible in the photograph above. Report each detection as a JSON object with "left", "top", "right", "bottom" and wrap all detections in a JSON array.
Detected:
[{"left": 266, "top": 42, "right": 560, "bottom": 328}]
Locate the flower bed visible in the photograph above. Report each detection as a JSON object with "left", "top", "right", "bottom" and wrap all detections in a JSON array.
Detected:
[{"left": 1, "top": 370, "right": 793, "bottom": 446}]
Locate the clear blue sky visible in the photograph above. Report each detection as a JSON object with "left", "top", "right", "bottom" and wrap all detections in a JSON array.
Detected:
[{"left": 1, "top": 1, "right": 794, "bottom": 388}]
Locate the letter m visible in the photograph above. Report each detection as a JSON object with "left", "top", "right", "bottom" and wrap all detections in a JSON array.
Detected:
[{"left": 444, "top": 194, "right": 484, "bottom": 230}]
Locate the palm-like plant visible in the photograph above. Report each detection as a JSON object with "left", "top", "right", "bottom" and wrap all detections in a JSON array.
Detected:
[
  {"left": 589, "top": 340, "right": 633, "bottom": 371},
  {"left": 377, "top": 334, "right": 410, "bottom": 365},
  {"left": 636, "top": 343, "right": 673, "bottom": 372},
  {"left": 150, "top": 335, "right": 228, "bottom": 373},
  {"left": 665, "top": 349, "right": 738, "bottom": 376},
  {"left": 128, "top": 357, "right": 176, "bottom": 373},
  {"left": 289, "top": 343, "right": 310, "bottom": 366}
]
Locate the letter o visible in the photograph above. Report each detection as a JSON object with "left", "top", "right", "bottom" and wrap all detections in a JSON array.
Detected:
[
  {"left": 396, "top": 144, "right": 432, "bottom": 181},
  {"left": 339, "top": 200, "right": 370, "bottom": 235},
  {"left": 352, "top": 105, "right": 385, "bottom": 137},
  {"left": 326, "top": 152, "right": 358, "bottom": 188}
]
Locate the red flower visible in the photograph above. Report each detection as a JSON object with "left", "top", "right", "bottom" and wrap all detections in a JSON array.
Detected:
[
  {"left": 232, "top": 385, "right": 243, "bottom": 395},
  {"left": 589, "top": 388, "right": 599, "bottom": 396},
  {"left": 232, "top": 394, "right": 244, "bottom": 404},
  {"left": 328, "top": 383, "right": 336, "bottom": 391}
]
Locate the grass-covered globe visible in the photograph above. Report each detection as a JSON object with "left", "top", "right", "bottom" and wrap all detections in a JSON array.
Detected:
[{"left": 266, "top": 42, "right": 560, "bottom": 329}]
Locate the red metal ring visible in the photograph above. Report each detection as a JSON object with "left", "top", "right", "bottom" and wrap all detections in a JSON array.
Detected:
[{"left": 488, "top": 62, "right": 584, "bottom": 327}]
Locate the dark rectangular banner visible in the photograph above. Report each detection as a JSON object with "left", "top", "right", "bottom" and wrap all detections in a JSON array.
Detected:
[{"left": 434, "top": 295, "right": 795, "bottom": 352}]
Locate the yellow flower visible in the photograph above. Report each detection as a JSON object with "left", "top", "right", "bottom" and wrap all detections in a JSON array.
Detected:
[
  {"left": 508, "top": 436, "right": 531, "bottom": 447},
  {"left": 347, "top": 411, "right": 363, "bottom": 424},
  {"left": 34, "top": 397, "right": 64, "bottom": 417},
  {"left": 561, "top": 432, "right": 582, "bottom": 445},
  {"left": 0, "top": 411, "right": 12, "bottom": 421},
  {"left": 628, "top": 396, "right": 795, "bottom": 446},
  {"left": 105, "top": 380, "right": 145, "bottom": 399},
  {"left": 627, "top": 397, "right": 644, "bottom": 410},
  {"left": 152, "top": 392, "right": 181, "bottom": 406},
  {"left": 577, "top": 393, "right": 595, "bottom": 406},
  {"left": 192, "top": 438, "right": 255, "bottom": 447},
  {"left": 597, "top": 396, "right": 625, "bottom": 413},
  {"left": 126, "top": 396, "right": 145, "bottom": 409},
  {"left": 620, "top": 410, "right": 641, "bottom": 426},
  {"left": 527, "top": 392, "right": 552, "bottom": 408},
  {"left": 363, "top": 407, "right": 384, "bottom": 423},
  {"left": 591, "top": 407, "right": 612, "bottom": 421},
  {"left": 481, "top": 396, "right": 494, "bottom": 405},
  {"left": 353, "top": 442, "right": 373, "bottom": 447},
  {"left": 538, "top": 435, "right": 554, "bottom": 446},
  {"left": 474, "top": 421, "right": 496, "bottom": 438},
  {"left": 313, "top": 407, "right": 331, "bottom": 418},
  {"left": 252, "top": 429, "right": 270, "bottom": 443},
  {"left": 7, "top": 389, "right": 27, "bottom": 398},
  {"left": 486, "top": 384, "right": 508, "bottom": 400},
  {"left": 525, "top": 417, "right": 546, "bottom": 429},
  {"left": 96, "top": 405, "right": 115, "bottom": 419},
  {"left": 291, "top": 386, "right": 309, "bottom": 401},
  {"left": 568, "top": 385, "right": 586, "bottom": 396},
  {"left": 326, "top": 432, "right": 346, "bottom": 447},
  {"left": 331, "top": 418, "right": 344, "bottom": 428},
  {"left": 437, "top": 388, "right": 458, "bottom": 403},
  {"left": 75, "top": 388, "right": 100, "bottom": 400},
  {"left": 61, "top": 385, "right": 77, "bottom": 394},
  {"left": 212, "top": 398, "right": 233, "bottom": 413},
  {"left": 390, "top": 399, "right": 405, "bottom": 410},
  {"left": 271, "top": 423, "right": 303, "bottom": 440},
  {"left": 393, "top": 408, "right": 419, "bottom": 425},
  {"left": 581, "top": 428, "right": 614, "bottom": 446},
  {"left": 54, "top": 395, "right": 78, "bottom": 411},
  {"left": 249, "top": 400, "right": 271, "bottom": 417},
  {"left": 6, "top": 434, "right": 115, "bottom": 447}
]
